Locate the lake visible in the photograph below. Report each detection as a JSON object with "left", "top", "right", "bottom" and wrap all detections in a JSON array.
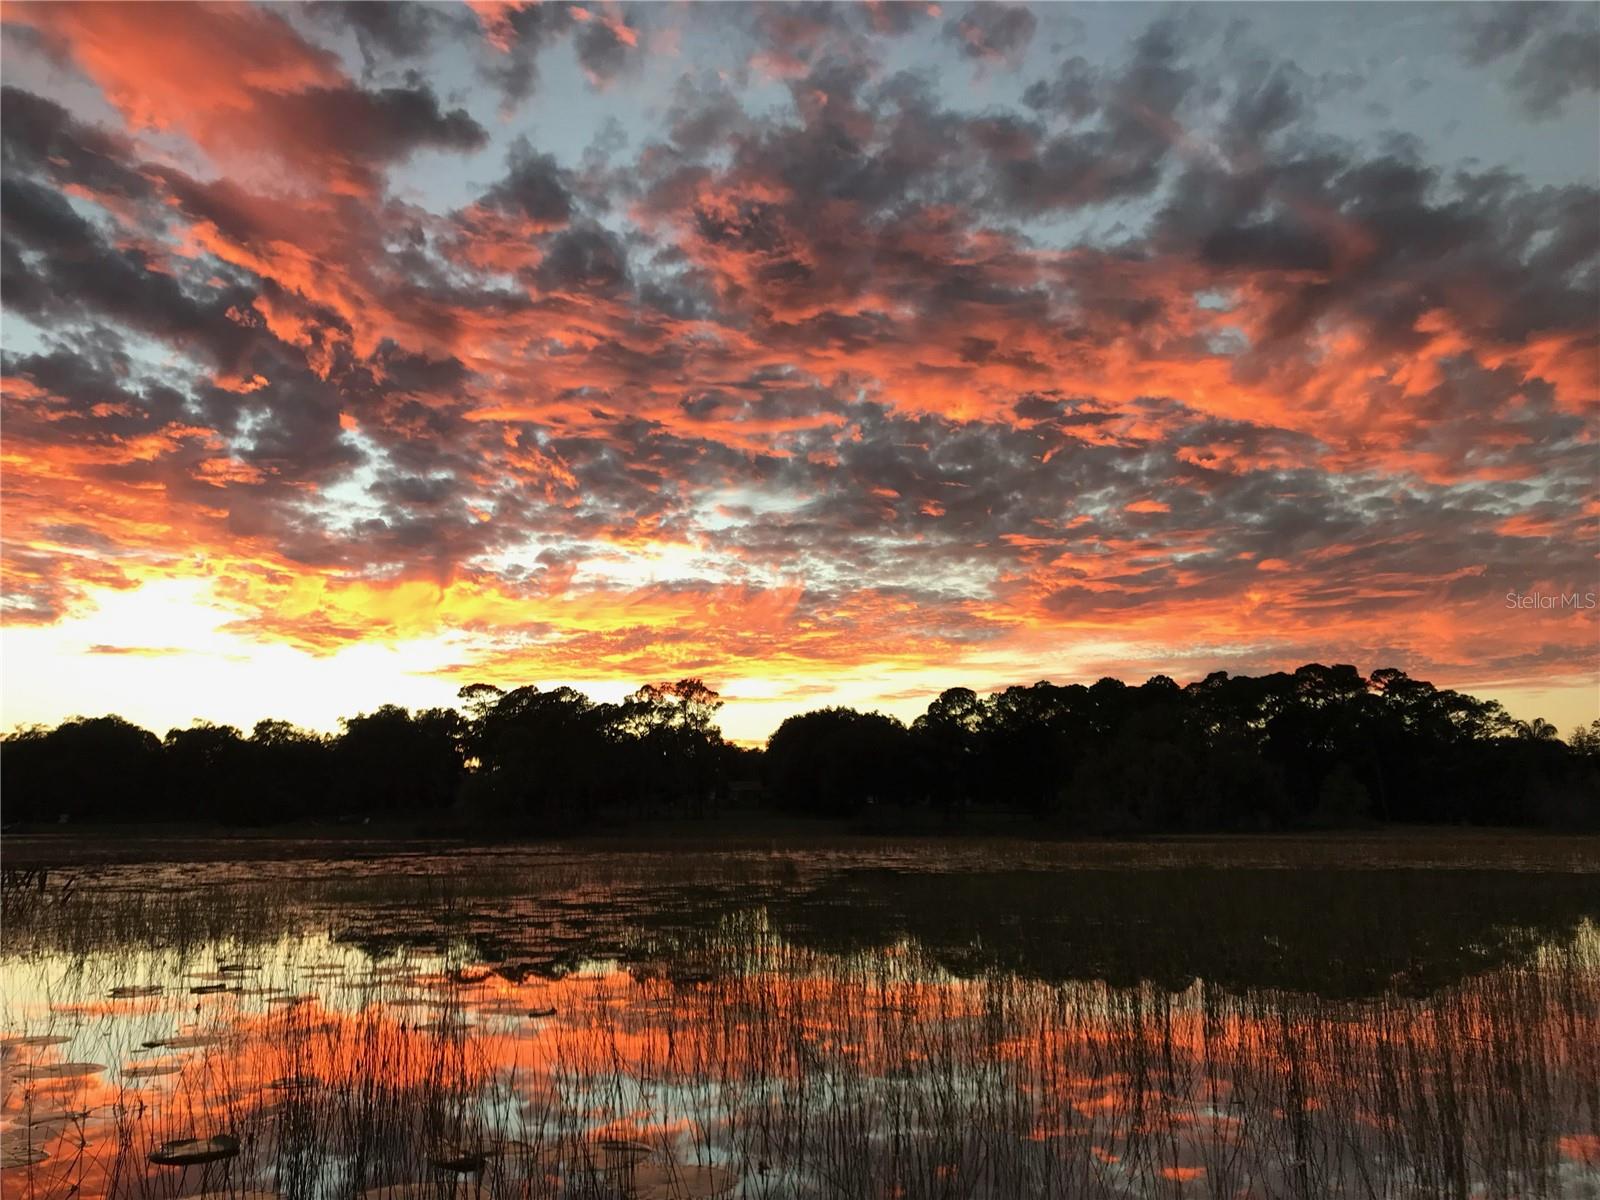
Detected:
[{"left": 2, "top": 835, "right": 1598, "bottom": 1198}]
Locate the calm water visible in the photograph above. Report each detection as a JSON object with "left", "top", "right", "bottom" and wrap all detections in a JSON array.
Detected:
[{"left": 2, "top": 847, "right": 1598, "bottom": 1198}]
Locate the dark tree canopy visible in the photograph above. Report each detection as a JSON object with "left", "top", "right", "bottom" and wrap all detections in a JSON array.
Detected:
[
  {"left": 1, "top": 667, "right": 1594, "bottom": 831},
  {"left": 766, "top": 707, "right": 916, "bottom": 817},
  {"left": 768, "top": 665, "right": 1596, "bottom": 832}
]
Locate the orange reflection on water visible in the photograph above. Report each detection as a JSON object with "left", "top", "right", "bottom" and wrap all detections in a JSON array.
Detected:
[{"left": 4, "top": 925, "right": 1599, "bottom": 1200}]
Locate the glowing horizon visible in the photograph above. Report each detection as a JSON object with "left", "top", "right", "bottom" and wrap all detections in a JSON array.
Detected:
[{"left": 2, "top": 2, "right": 1596, "bottom": 745}]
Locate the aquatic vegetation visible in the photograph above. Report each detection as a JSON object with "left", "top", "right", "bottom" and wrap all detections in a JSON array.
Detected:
[
  {"left": 2, "top": 848, "right": 1598, "bottom": 1197},
  {"left": 148, "top": 1135, "right": 240, "bottom": 1166}
]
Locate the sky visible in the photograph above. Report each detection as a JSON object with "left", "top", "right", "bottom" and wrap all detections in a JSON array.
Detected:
[{"left": 0, "top": 0, "right": 1596, "bottom": 745}]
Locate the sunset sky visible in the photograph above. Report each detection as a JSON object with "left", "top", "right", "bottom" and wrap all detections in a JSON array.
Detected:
[{"left": 1, "top": 0, "right": 1596, "bottom": 744}]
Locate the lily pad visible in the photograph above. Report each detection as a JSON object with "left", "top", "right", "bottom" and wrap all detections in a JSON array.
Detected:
[
  {"left": 142, "top": 1034, "right": 224, "bottom": 1050},
  {"left": 265, "top": 1074, "right": 319, "bottom": 1091},
  {"left": 109, "top": 985, "right": 163, "bottom": 999},
  {"left": 469, "top": 997, "right": 535, "bottom": 1015},
  {"left": 412, "top": 1021, "right": 471, "bottom": 1035},
  {"left": 586, "top": 1138, "right": 655, "bottom": 1170},
  {"left": 427, "top": 1145, "right": 488, "bottom": 1174},
  {"left": 426, "top": 1139, "right": 503, "bottom": 1173},
  {"left": 630, "top": 1164, "right": 741, "bottom": 1199},
  {"left": 0, "top": 1035, "right": 70, "bottom": 1049},
  {"left": 17, "top": 1061, "right": 104, "bottom": 1080},
  {"left": 426, "top": 1137, "right": 550, "bottom": 1174},
  {"left": 24, "top": 1107, "right": 94, "bottom": 1127},
  {"left": 123, "top": 1060, "right": 183, "bottom": 1078},
  {"left": 149, "top": 1134, "right": 240, "bottom": 1166},
  {"left": 0, "top": 1140, "right": 49, "bottom": 1170}
]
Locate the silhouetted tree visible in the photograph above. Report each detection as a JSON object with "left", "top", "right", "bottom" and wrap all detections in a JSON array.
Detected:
[
  {"left": 1, "top": 715, "right": 163, "bottom": 822},
  {"left": 1571, "top": 720, "right": 1600, "bottom": 760},
  {"left": 243, "top": 720, "right": 332, "bottom": 825},
  {"left": 912, "top": 688, "right": 987, "bottom": 817},
  {"left": 333, "top": 705, "right": 465, "bottom": 816},
  {"left": 766, "top": 708, "right": 913, "bottom": 817},
  {"left": 459, "top": 685, "right": 610, "bottom": 829},
  {"left": 164, "top": 722, "right": 251, "bottom": 822},
  {"left": 614, "top": 680, "right": 728, "bottom": 817},
  {"left": 2, "top": 666, "right": 1591, "bottom": 832},
  {"left": 984, "top": 682, "right": 1092, "bottom": 818}
]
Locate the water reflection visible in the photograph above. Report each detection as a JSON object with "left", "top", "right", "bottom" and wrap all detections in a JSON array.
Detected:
[{"left": 3, "top": 855, "right": 1598, "bottom": 1198}]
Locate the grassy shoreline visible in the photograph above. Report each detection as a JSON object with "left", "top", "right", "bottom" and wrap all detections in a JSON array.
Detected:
[{"left": 4, "top": 817, "right": 1600, "bottom": 870}]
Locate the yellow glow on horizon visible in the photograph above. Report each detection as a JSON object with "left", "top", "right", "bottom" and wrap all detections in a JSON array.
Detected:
[
  {"left": 2, "top": 578, "right": 1595, "bottom": 748},
  {"left": 0, "top": 578, "right": 463, "bottom": 736}
]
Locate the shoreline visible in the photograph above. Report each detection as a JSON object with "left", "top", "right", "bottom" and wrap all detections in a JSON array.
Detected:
[{"left": 4, "top": 818, "right": 1599, "bottom": 871}]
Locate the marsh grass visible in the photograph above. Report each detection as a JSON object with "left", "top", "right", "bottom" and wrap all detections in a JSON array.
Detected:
[{"left": 2, "top": 851, "right": 1598, "bottom": 1198}]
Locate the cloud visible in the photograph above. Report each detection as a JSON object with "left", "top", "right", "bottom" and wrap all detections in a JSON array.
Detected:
[
  {"left": 472, "top": 1, "right": 576, "bottom": 103},
  {"left": 945, "top": 4, "right": 1037, "bottom": 64},
  {"left": 307, "top": 1, "right": 476, "bottom": 76},
  {"left": 0, "top": 5, "right": 1594, "bottom": 729},
  {"left": 7, "top": 2, "right": 486, "bottom": 194},
  {"left": 87, "top": 644, "right": 189, "bottom": 657},
  {"left": 1462, "top": 2, "right": 1556, "bottom": 65},
  {"left": 1462, "top": 2, "right": 1600, "bottom": 118},
  {"left": 572, "top": 7, "right": 640, "bottom": 86}
]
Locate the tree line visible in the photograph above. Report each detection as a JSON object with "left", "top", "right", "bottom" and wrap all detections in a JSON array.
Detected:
[
  {"left": 2, "top": 665, "right": 1596, "bottom": 831},
  {"left": 768, "top": 666, "right": 1598, "bottom": 830}
]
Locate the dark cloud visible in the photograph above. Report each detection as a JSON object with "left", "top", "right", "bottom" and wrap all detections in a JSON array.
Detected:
[
  {"left": 1462, "top": 2, "right": 1561, "bottom": 65},
  {"left": 1462, "top": 2, "right": 1600, "bottom": 118},
  {"left": 945, "top": 4, "right": 1037, "bottom": 63},
  {"left": 535, "top": 225, "right": 631, "bottom": 294},
  {"left": 0, "top": 175, "right": 266, "bottom": 379},
  {"left": 1021, "top": 56, "right": 1099, "bottom": 120},
  {"left": 1199, "top": 219, "right": 1335, "bottom": 273},
  {"left": 574, "top": 13, "right": 638, "bottom": 85},
  {"left": 862, "top": 0, "right": 938, "bottom": 38},
  {"left": 1507, "top": 24, "right": 1600, "bottom": 118},
  {"left": 1224, "top": 61, "right": 1306, "bottom": 149},
  {"left": 0, "top": 85, "right": 151, "bottom": 202},
  {"left": 480, "top": 139, "right": 573, "bottom": 227},
  {"left": 1000, "top": 16, "right": 1198, "bottom": 211},
  {"left": 2, "top": 347, "right": 186, "bottom": 440},
  {"left": 307, "top": 1, "right": 473, "bottom": 73},
  {"left": 664, "top": 73, "right": 752, "bottom": 154},
  {"left": 478, "top": 3, "right": 575, "bottom": 104},
  {"left": 0, "top": 5, "right": 1593, "bottom": 703},
  {"left": 253, "top": 83, "right": 487, "bottom": 186},
  {"left": 1, "top": 175, "right": 96, "bottom": 253}
]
